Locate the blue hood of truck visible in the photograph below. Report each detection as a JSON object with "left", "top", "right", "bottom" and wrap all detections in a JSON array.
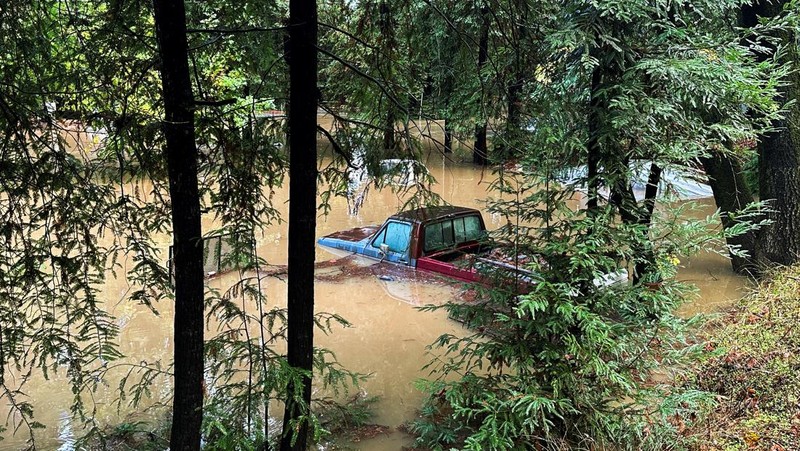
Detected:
[{"left": 317, "top": 235, "right": 387, "bottom": 261}]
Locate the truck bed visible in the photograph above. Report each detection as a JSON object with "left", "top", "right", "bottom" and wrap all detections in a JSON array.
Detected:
[
  {"left": 417, "top": 244, "right": 539, "bottom": 284},
  {"left": 416, "top": 243, "right": 511, "bottom": 283}
]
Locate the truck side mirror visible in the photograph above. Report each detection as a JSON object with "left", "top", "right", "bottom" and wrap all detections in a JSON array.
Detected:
[{"left": 379, "top": 243, "right": 389, "bottom": 255}]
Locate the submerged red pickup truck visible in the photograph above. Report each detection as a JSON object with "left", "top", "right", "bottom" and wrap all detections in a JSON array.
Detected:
[
  {"left": 318, "top": 205, "right": 629, "bottom": 287},
  {"left": 318, "top": 206, "right": 533, "bottom": 284}
]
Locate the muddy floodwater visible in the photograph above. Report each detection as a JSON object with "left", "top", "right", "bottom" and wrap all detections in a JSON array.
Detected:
[{"left": 1, "top": 126, "right": 748, "bottom": 450}]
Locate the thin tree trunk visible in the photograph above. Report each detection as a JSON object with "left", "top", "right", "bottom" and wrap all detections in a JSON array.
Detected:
[
  {"left": 152, "top": 1, "right": 204, "bottom": 450},
  {"left": 444, "top": 121, "right": 452, "bottom": 153},
  {"left": 441, "top": 38, "right": 456, "bottom": 155},
  {"left": 502, "top": 0, "right": 527, "bottom": 162},
  {"left": 380, "top": 0, "right": 396, "bottom": 155},
  {"left": 608, "top": 162, "right": 659, "bottom": 284},
  {"left": 700, "top": 153, "right": 758, "bottom": 274},
  {"left": 506, "top": 81, "right": 522, "bottom": 136},
  {"left": 384, "top": 108, "right": 396, "bottom": 154},
  {"left": 586, "top": 62, "right": 602, "bottom": 211},
  {"left": 640, "top": 162, "right": 662, "bottom": 221},
  {"left": 634, "top": 163, "right": 661, "bottom": 283},
  {"left": 473, "top": 124, "right": 488, "bottom": 165},
  {"left": 501, "top": 79, "right": 522, "bottom": 162},
  {"left": 473, "top": 3, "right": 489, "bottom": 166},
  {"left": 280, "top": 0, "right": 317, "bottom": 449}
]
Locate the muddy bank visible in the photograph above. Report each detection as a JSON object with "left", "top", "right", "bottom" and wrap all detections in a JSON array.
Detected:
[{"left": 687, "top": 265, "right": 800, "bottom": 450}]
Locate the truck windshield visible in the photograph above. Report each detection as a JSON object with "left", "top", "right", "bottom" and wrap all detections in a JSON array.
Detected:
[
  {"left": 371, "top": 221, "right": 412, "bottom": 253},
  {"left": 424, "top": 215, "right": 483, "bottom": 253}
]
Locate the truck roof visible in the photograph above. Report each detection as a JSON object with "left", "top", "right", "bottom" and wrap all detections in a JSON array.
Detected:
[{"left": 390, "top": 205, "right": 481, "bottom": 224}]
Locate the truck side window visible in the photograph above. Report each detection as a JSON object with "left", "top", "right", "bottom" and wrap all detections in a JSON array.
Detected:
[
  {"left": 454, "top": 218, "right": 467, "bottom": 243},
  {"left": 372, "top": 221, "right": 411, "bottom": 253},
  {"left": 425, "top": 220, "right": 457, "bottom": 252},
  {"left": 424, "top": 222, "right": 445, "bottom": 252},
  {"left": 464, "top": 215, "right": 483, "bottom": 241},
  {"left": 442, "top": 220, "right": 454, "bottom": 246},
  {"left": 423, "top": 214, "right": 485, "bottom": 253}
]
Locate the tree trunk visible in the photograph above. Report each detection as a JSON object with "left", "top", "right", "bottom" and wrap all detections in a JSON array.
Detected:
[
  {"left": 742, "top": 0, "right": 800, "bottom": 268},
  {"left": 384, "top": 108, "right": 396, "bottom": 154},
  {"left": 444, "top": 121, "right": 453, "bottom": 154},
  {"left": 501, "top": 78, "right": 522, "bottom": 162},
  {"left": 473, "top": 124, "right": 488, "bottom": 165},
  {"left": 757, "top": 114, "right": 800, "bottom": 266},
  {"left": 473, "top": 3, "right": 489, "bottom": 166},
  {"left": 379, "top": 0, "right": 396, "bottom": 156},
  {"left": 506, "top": 81, "right": 522, "bottom": 135},
  {"left": 280, "top": 0, "right": 317, "bottom": 449},
  {"left": 586, "top": 61, "right": 602, "bottom": 211},
  {"left": 152, "top": 1, "right": 204, "bottom": 450},
  {"left": 501, "top": 0, "right": 528, "bottom": 163},
  {"left": 700, "top": 153, "right": 758, "bottom": 274}
]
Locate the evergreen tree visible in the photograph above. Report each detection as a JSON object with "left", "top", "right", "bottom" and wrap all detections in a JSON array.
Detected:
[
  {"left": 1, "top": 0, "right": 357, "bottom": 448},
  {"left": 413, "top": 1, "right": 780, "bottom": 449}
]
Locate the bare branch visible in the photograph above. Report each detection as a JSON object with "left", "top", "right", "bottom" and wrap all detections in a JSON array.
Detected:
[{"left": 316, "top": 125, "right": 357, "bottom": 169}]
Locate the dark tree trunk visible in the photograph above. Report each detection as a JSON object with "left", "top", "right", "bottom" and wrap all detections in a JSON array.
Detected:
[
  {"left": 280, "top": 0, "right": 317, "bottom": 449},
  {"left": 640, "top": 162, "right": 662, "bottom": 222},
  {"left": 441, "top": 38, "right": 456, "bottom": 155},
  {"left": 444, "top": 121, "right": 453, "bottom": 154},
  {"left": 700, "top": 153, "right": 758, "bottom": 274},
  {"left": 506, "top": 81, "right": 522, "bottom": 135},
  {"left": 757, "top": 116, "right": 800, "bottom": 266},
  {"left": 379, "top": 0, "right": 396, "bottom": 155},
  {"left": 473, "top": 4, "right": 489, "bottom": 166},
  {"left": 742, "top": 0, "right": 800, "bottom": 268},
  {"left": 473, "top": 124, "right": 488, "bottom": 165},
  {"left": 501, "top": 0, "right": 528, "bottom": 162},
  {"left": 501, "top": 78, "right": 522, "bottom": 162},
  {"left": 384, "top": 108, "right": 396, "bottom": 154},
  {"left": 632, "top": 164, "right": 661, "bottom": 283},
  {"left": 152, "top": 1, "right": 204, "bottom": 450},
  {"left": 586, "top": 62, "right": 602, "bottom": 211}
]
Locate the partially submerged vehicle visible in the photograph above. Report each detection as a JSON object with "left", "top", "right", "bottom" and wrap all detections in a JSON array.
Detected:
[
  {"left": 168, "top": 209, "right": 628, "bottom": 287},
  {"left": 318, "top": 206, "right": 490, "bottom": 283},
  {"left": 557, "top": 160, "right": 713, "bottom": 202},
  {"left": 318, "top": 206, "right": 629, "bottom": 287}
]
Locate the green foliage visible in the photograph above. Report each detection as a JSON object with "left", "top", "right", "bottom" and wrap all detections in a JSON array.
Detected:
[
  {"left": 0, "top": 0, "right": 788, "bottom": 448},
  {"left": 415, "top": 194, "right": 718, "bottom": 449},
  {"left": 1, "top": 0, "right": 352, "bottom": 447},
  {"left": 314, "top": 392, "right": 385, "bottom": 449},
  {"left": 0, "top": 0, "right": 159, "bottom": 440},
  {"left": 202, "top": 395, "right": 269, "bottom": 451},
  {"left": 74, "top": 411, "right": 171, "bottom": 451},
  {"left": 411, "top": 0, "right": 782, "bottom": 449}
]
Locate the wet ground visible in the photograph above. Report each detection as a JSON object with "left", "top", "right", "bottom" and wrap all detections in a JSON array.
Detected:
[{"left": 0, "top": 120, "right": 749, "bottom": 450}]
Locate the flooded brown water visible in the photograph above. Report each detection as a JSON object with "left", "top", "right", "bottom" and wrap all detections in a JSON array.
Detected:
[{"left": 1, "top": 120, "right": 748, "bottom": 450}]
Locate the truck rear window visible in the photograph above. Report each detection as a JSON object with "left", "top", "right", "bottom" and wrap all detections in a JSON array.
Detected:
[{"left": 423, "top": 215, "right": 483, "bottom": 253}]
